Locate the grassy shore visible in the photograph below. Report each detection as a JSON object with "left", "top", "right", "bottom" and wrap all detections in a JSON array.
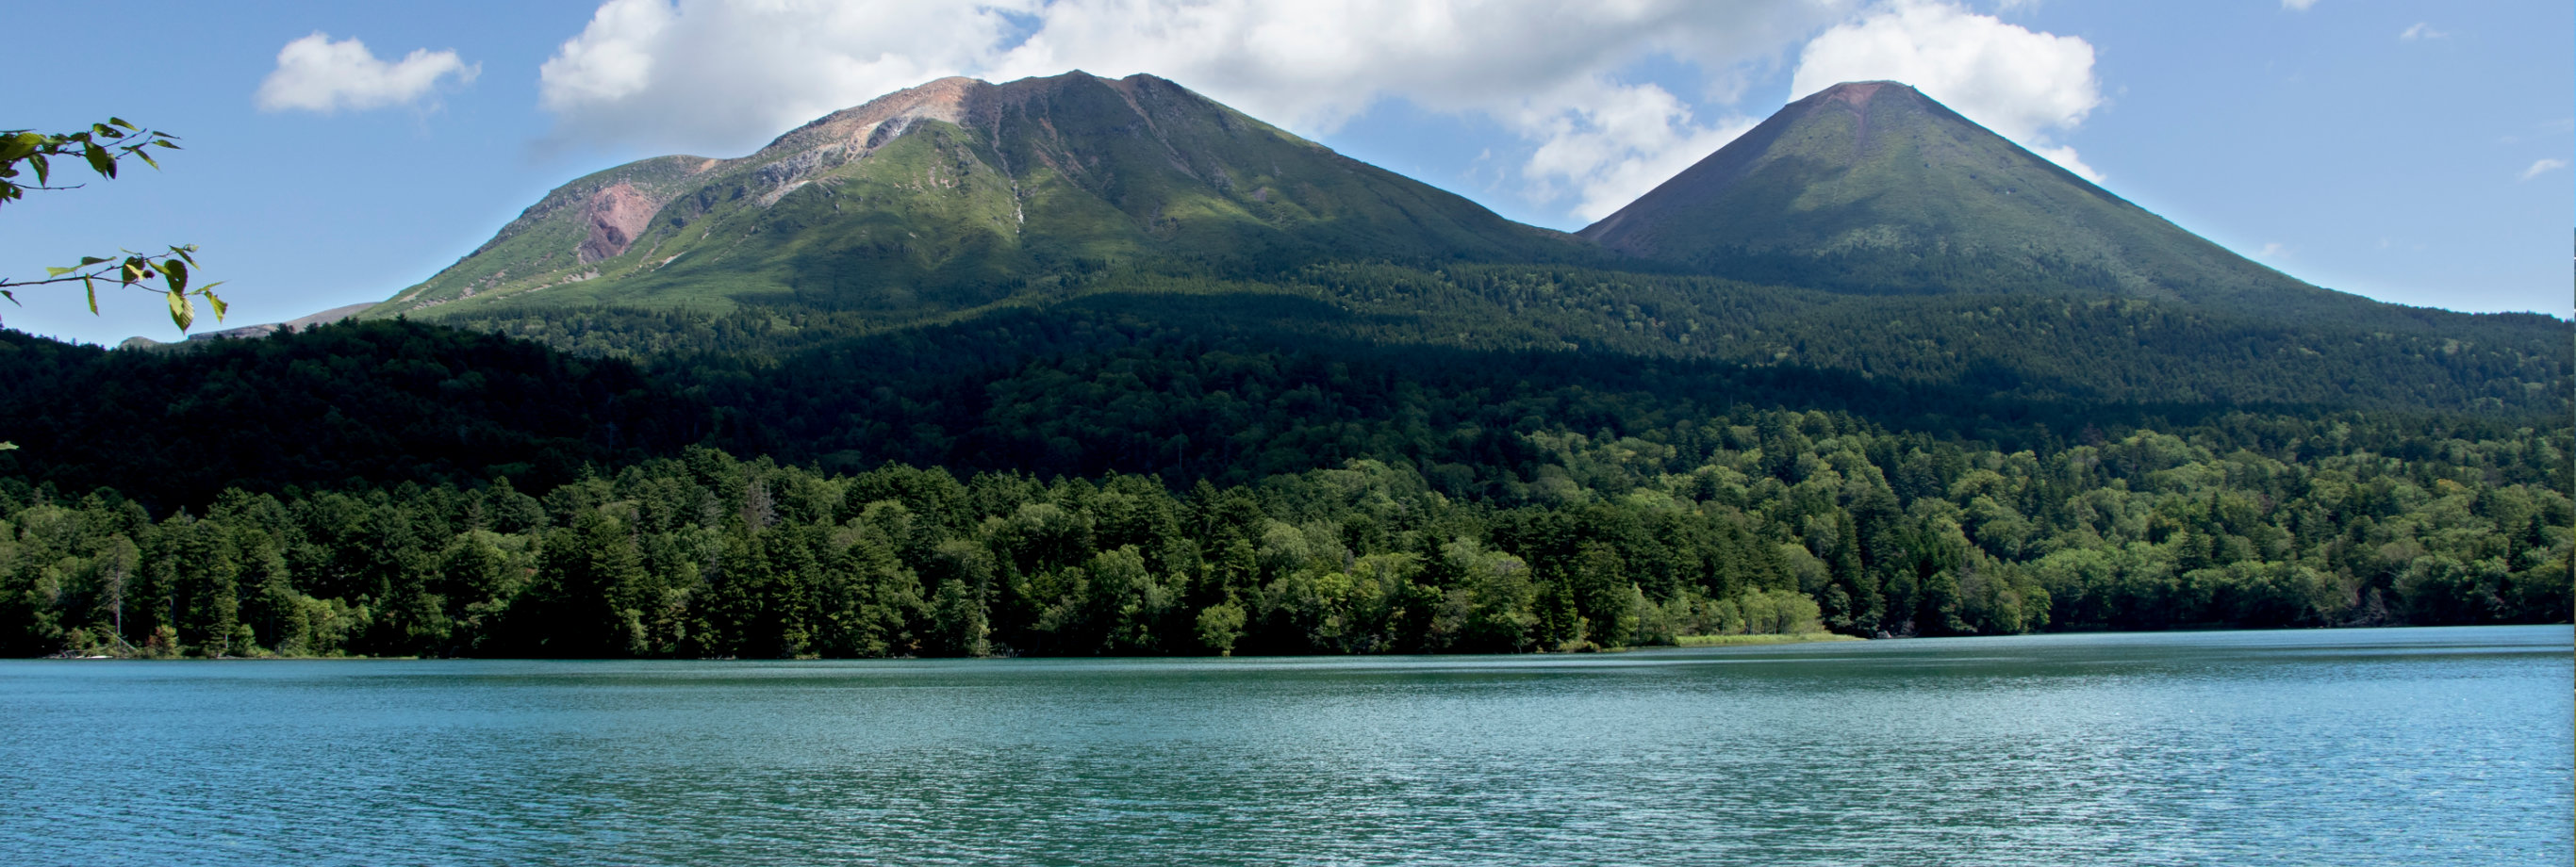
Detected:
[{"left": 1673, "top": 632, "right": 1863, "bottom": 647}]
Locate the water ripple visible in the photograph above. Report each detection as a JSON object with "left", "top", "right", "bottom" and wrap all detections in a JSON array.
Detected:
[{"left": 0, "top": 626, "right": 2567, "bottom": 866}]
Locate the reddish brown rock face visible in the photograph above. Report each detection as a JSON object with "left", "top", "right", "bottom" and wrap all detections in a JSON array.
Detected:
[
  {"left": 578, "top": 181, "right": 661, "bottom": 264},
  {"left": 1819, "top": 80, "right": 1888, "bottom": 109}
]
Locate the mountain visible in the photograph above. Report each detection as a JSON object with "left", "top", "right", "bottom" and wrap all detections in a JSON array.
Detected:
[
  {"left": 372, "top": 72, "right": 1594, "bottom": 321},
  {"left": 320, "top": 74, "right": 2557, "bottom": 422},
  {"left": 1579, "top": 81, "right": 2348, "bottom": 314}
]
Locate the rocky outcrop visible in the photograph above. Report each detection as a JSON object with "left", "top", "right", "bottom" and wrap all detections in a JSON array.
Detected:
[
  {"left": 737, "top": 77, "right": 986, "bottom": 206},
  {"left": 577, "top": 182, "right": 662, "bottom": 264},
  {"left": 750, "top": 76, "right": 981, "bottom": 161}
]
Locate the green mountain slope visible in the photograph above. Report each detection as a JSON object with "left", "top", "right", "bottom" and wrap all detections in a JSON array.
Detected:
[
  {"left": 344, "top": 73, "right": 2565, "bottom": 427},
  {"left": 1578, "top": 81, "right": 2350, "bottom": 315},
  {"left": 372, "top": 73, "right": 1595, "bottom": 321}
]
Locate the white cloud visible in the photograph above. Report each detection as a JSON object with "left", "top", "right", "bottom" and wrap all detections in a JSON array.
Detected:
[
  {"left": 989, "top": 1, "right": 1847, "bottom": 221},
  {"left": 534, "top": 0, "right": 1854, "bottom": 219},
  {"left": 538, "top": 0, "right": 1022, "bottom": 152},
  {"left": 1521, "top": 83, "right": 1761, "bottom": 220},
  {"left": 256, "top": 32, "right": 478, "bottom": 113},
  {"left": 2281, "top": 0, "right": 2319, "bottom": 11},
  {"left": 2519, "top": 158, "right": 2568, "bottom": 181},
  {"left": 2256, "top": 241, "right": 2287, "bottom": 258},
  {"left": 1790, "top": 0, "right": 2104, "bottom": 181},
  {"left": 2398, "top": 23, "right": 2446, "bottom": 41},
  {"left": 986, "top": 1, "right": 1835, "bottom": 133}
]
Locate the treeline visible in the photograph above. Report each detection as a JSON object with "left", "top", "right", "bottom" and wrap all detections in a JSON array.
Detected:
[{"left": 5, "top": 410, "right": 2563, "bottom": 659}]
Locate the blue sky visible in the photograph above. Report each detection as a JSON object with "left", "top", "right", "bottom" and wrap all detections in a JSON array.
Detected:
[{"left": 3, "top": 0, "right": 2567, "bottom": 344}]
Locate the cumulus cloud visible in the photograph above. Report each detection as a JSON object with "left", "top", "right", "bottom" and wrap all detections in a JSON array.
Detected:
[
  {"left": 538, "top": 0, "right": 1021, "bottom": 151},
  {"left": 1521, "top": 83, "right": 1761, "bottom": 220},
  {"left": 256, "top": 32, "right": 478, "bottom": 113},
  {"left": 1790, "top": 0, "right": 2104, "bottom": 181},
  {"left": 2519, "top": 158, "right": 2568, "bottom": 181},
  {"left": 533, "top": 0, "right": 1852, "bottom": 220},
  {"left": 985, "top": 1, "right": 1832, "bottom": 131},
  {"left": 529, "top": 0, "right": 2130, "bottom": 218},
  {"left": 991, "top": 0, "right": 1845, "bottom": 221}
]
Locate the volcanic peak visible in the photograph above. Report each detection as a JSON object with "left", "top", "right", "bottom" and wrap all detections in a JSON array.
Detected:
[
  {"left": 751, "top": 75, "right": 986, "bottom": 161},
  {"left": 1813, "top": 79, "right": 1903, "bottom": 108},
  {"left": 374, "top": 69, "right": 1571, "bottom": 319}
]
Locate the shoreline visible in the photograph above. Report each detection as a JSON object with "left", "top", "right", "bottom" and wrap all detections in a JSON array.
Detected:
[{"left": 1671, "top": 632, "right": 1864, "bottom": 647}]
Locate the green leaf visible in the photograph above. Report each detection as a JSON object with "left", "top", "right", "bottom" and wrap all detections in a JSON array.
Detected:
[
  {"left": 167, "top": 288, "right": 191, "bottom": 330},
  {"left": 44, "top": 266, "right": 74, "bottom": 277},
  {"left": 84, "top": 278, "right": 97, "bottom": 315},
  {"left": 0, "top": 132, "right": 38, "bottom": 161},
  {"left": 160, "top": 258, "right": 188, "bottom": 293},
  {"left": 76, "top": 255, "right": 109, "bottom": 267},
  {"left": 108, "top": 117, "right": 136, "bottom": 130},
  {"left": 28, "top": 153, "right": 48, "bottom": 186},
  {"left": 206, "top": 292, "right": 229, "bottom": 320},
  {"left": 83, "top": 142, "right": 114, "bottom": 178}
]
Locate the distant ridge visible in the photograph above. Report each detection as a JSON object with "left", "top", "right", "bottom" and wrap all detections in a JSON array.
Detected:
[
  {"left": 117, "top": 302, "right": 376, "bottom": 349},
  {"left": 1581, "top": 81, "right": 2345, "bottom": 313}
]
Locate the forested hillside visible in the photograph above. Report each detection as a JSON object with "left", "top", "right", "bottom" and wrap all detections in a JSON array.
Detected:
[
  {"left": 0, "top": 323, "right": 702, "bottom": 507},
  {"left": 3, "top": 407, "right": 2563, "bottom": 659},
  {"left": 442, "top": 263, "right": 2566, "bottom": 446},
  {"left": 8, "top": 280, "right": 2563, "bottom": 511}
]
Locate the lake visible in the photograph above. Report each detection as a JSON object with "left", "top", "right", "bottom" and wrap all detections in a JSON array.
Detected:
[{"left": 2, "top": 626, "right": 2567, "bottom": 865}]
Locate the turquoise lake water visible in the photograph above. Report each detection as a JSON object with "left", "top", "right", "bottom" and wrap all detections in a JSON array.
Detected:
[{"left": 2, "top": 626, "right": 2568, "bottom": 865}]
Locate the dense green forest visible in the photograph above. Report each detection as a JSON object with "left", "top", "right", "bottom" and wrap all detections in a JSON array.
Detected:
[
  {"left": 4, "top": 403, "right": 2563, "bottom": 659},
  {"left": 0, "top": 323, "right": 701, "bottom": 507},
  {"left": 5, "top": 272, "right": 2562, "bottom": 506},
  {"left": 1, "top": 272, "right": 2565, "bottom": 657}
]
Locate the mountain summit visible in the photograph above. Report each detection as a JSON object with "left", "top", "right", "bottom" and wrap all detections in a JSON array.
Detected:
[
  {"left": 1580, "top": 81, "right": 2337, "bottom": 311},
  {"left": 374, "top": 72, "right": 1586, "bottom": 319}
]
